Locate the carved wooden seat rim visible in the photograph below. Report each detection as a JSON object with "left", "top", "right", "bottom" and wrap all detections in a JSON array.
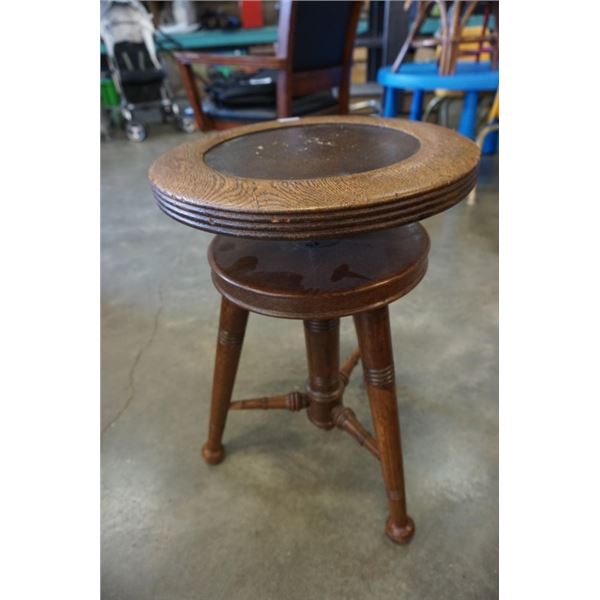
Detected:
[{"left": 148, "top": 116, "right": 479, "bottom": 240}]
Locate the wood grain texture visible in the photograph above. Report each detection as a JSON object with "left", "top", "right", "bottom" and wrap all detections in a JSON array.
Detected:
[
  {"left": 149, "top": 115, "right": 479, "bottom": 240},
  {"left": 208, "top": 223, "right": 430, "bottom": 319}
]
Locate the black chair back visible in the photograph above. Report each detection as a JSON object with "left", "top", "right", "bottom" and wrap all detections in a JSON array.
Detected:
[{"left": 291, "top": 1, "right": 356, "bottom": 72}]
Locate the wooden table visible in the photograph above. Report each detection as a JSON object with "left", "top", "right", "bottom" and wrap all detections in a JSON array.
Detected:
[{"left": 149, "top": 115, "right": 479, "bottom": 544}]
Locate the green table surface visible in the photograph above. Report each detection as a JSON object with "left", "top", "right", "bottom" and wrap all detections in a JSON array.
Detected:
[
  {"left": 101, "top": 21, "right": 368, "bottom": 54},
  {"left": 100, "top": 16, "right": 494, "bottom": 55}
]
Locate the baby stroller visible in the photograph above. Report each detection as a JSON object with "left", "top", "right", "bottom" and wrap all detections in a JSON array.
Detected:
[{"left": 101, "top": 0, "right": 195, "bottom": 141}]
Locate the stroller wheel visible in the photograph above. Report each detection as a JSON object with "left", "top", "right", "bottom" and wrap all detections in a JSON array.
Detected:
[
  {"left": 177, "top": 114, "right": 196, "bottom": 134},
  {"left": 125, "top": 121, "right": 147, "bottom": 142}
]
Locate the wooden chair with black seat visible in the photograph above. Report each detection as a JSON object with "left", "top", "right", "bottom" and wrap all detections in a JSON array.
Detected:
[{"left": 174, "top": 0, "right": 363, "bottom": 131}]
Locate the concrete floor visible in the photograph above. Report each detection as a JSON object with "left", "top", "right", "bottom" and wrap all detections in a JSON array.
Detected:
[{"left": 101, "top": 122, "right": 498, "bottom": 600}]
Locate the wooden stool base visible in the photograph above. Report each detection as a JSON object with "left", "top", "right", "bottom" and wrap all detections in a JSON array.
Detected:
[
  {"left": 201, "top": 225, "right": 429, "bottom": 545},
  {"left": 204, "top": 311, "right": 415, "bottom": 545}
]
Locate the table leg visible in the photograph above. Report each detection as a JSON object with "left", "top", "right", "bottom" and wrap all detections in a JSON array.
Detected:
[
  {"left": 354, "top": 306, "right": 415, "bottom": 544},
  {"left": 481, "top": 119, "right": 499, "bottom": 155},
  {"left": 202, "top": 296, "right": 249, "bottom": 465},
  {"left": 409, "top": 89, "right": 424, "bottom": 121},
  {"left": 459, "top": 90, "right": 479, "bottom": 139}
]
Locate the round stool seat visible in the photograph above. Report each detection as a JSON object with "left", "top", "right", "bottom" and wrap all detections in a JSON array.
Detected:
[
  {"left": 149, "top": 115, "right": 479, "bottom": 240},
  {"left": 209, "top": 223, "right": 430, "bottom": 319}
]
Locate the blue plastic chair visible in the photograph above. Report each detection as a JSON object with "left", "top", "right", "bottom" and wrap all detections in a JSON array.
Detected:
[{"left": 377, "top": 61, "right": 499, "bottom": 139}]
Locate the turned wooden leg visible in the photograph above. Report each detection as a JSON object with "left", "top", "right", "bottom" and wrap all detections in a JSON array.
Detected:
[
  {"left": 202, "top": 296, "right": 249, "bottom": 465},
  {"left": 303, "top": 319, "right": 342, "bottom": 429},
  {"left": 354, "top": 306, "right": 415, "bottom": 544}
]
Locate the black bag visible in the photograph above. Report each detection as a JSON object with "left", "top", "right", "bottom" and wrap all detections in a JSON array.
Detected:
[{"left": 206, "top": 69, "right": 277, "bottom": 108}]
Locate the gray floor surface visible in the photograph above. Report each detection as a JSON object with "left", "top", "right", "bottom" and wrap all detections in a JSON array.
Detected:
[{"left": 101, "top": 121, "right": 498, "bottom": 600}]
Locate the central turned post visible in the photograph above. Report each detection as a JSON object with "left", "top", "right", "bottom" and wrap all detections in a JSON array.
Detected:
[{"left": 303, "top": 319, "right": 343, "bottom": 430}]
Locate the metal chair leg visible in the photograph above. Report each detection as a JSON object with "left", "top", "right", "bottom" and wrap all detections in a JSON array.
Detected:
[
  {"left": 423, "top": 95, "right": 449, "bottom": 122},
  {"left": 467, "top": 123, "right": 500, "bottom": 206}
]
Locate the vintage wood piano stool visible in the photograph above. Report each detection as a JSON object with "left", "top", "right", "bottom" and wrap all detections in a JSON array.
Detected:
[{"left": 149, "top": 116, "right": 479, "bottom": 544}]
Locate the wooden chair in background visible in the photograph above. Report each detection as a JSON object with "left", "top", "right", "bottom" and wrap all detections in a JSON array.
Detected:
[
  {"left": 392, "top": 0, "right": 499, "bottom": 76},
  {"left": 174, "top": 0, "right": 363, "bottom": 131}
]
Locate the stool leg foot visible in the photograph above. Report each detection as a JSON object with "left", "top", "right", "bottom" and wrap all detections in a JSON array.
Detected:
[
  {"left": 385, "top": 515, "right": 415, "bottom": 545},
  {"left": 354, "top": 307, "right": 415, "bottom": 545},
  {"left": 203, "top": 296, "right": 249, "bottom": 465}
]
